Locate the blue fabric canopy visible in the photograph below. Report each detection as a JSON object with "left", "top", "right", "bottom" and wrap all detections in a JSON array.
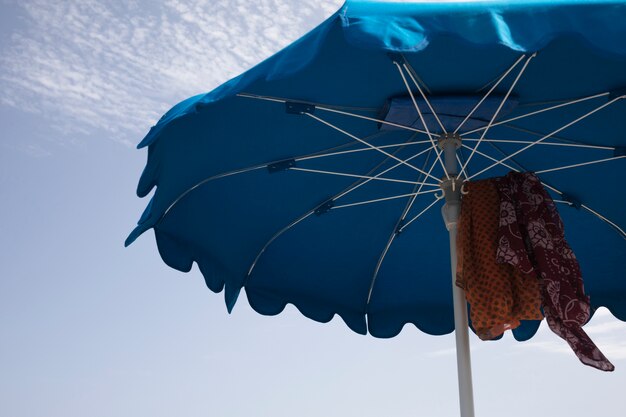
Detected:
[{"left": 127, "top": 0, "right": 626, "bottom": 340}]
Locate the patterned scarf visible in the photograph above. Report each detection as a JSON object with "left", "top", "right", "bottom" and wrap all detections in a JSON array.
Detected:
[{"left": 494, "top": 172, "right": 613, "bottom": 371}]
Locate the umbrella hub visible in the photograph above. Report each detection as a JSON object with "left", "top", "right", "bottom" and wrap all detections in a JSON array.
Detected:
[{"left": 438, "top": 132, "right": 461, "bottom": 150}]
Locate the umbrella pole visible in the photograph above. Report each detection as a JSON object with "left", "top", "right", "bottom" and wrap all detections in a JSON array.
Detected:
[{"left": 440, "top": 134, "right": 475, "bottom": 417}]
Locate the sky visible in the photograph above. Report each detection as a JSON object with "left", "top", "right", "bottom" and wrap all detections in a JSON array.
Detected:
[{"left": 1, "top": 1, "right": 625, "bottom": 416}]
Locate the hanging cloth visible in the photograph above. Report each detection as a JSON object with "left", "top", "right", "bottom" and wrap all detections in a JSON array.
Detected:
[
  {"left": 457, "top": 179, "right": 543, "bottom": 341},
  {"left": 494, "top": 171, "right": 614, "bottom": 371}
]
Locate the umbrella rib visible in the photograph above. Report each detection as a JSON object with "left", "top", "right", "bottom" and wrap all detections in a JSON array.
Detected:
[
  {"left": 461, "top": 144, "right": 626, "bottom": 239},
  {"left": 578, "top": 204, "right": 626, "bottom": 239},
  {"left": 236, "top": 92, "right": 379, "bottom": 112},
  {"left": 316, "top": 106, "right": 429, "bottom": 135},
  {"left": 500, "top": 124, "right": 615, "bottom": 148},
  {"left": 332, "top": 189, "right": 440, "bottom": 210},
  {"left": 245, "top": 135, "right": 427, "bottom": 281},
  {"left": 466, "top": 141, "right": 557, "bottom": 191},
  {"left": 366, "top": 150, "right": 440, "bottom": 308},
  {"left": 460, "top": 144, "right": 521, "bottom": 173},
  {"left": 462, "top": 141, "right": 567, "bottom": 200},
  {"left": 305, "top": 112, "right": 442, "bottom": 183},
  {"left": 160, "top": 165, "right": 267, "bottom": 221},
  {"left": 460, "top": 53, "right": 536, "bottom": 178},
  {"left": 245, "top": 211, "right": 315, "bottom": 279},
  {"left": 296, "top": 130, "right": 390, "bottom": 159},
  {"left": 551, "top": 201, "right": 625, "bottom": 238},
  {"left": 392, "top": 60, "right": 450, "bottom": 179},
  {"left": 540, "top": 183, "right": 626, "bottom": 239},
  {"left": 237, "top": 92, "right": 430, "bottom": 135},
  {"left": 535, "top": 156, "right": 626, "bottom": 174},
  {"left": 329, "top": 145, "right": 436, "bottom": 199},
  {"left": 296, "top": 140, "right": 432, "bottom": 162},
  {"left": 290, "top": 167, "right": 438, "bottom": 186},
  {"left": 461, "top": 92, "right": 611, "bottom": 136},
  {"left": 157, "top": 131, "right": 398, "bottom": 223},
  {"left": 401, "top": 58, "right": 432, "bottom": 95},
  {"left": 397, "top": 195, "right": 444, "bottom": 233},
  {"left": 465, "top": 96, "right": 624, "bottom": 181},
  {"left": 456, "top": 153, "right": 467, "bottom": 176},
  {"left": 462, "top": 138, "right": 614, "bottom": 150},
  {"left": 454, "top": 54, "right": 526, "bottom": 134},
  {"left": 157, "top": 127, "right": 410, "bottom": 223},
  {"left": 403, "top": 63, "right": 447, "bottom": 134}
]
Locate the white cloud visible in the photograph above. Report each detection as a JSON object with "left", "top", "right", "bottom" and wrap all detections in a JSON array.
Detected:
[{"left": 0, "top": 0, "right": 343, "bottom": 145}]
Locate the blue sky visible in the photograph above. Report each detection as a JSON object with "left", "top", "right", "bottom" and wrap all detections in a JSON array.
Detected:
[{"left": 1, "top": 1, "right": 625, "bottom": 416}]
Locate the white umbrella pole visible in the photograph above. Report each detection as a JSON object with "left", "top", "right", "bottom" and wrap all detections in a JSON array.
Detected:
[{"left": 440, "top": 134, "right": 475, "bottom": 417}]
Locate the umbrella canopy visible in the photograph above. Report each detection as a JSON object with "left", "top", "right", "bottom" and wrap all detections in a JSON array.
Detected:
[
  {"left": 127, "top": 0, "right": 626, "bottom": 334},
  {"left": 127, "top": 2, "right": 626, "bottom": 411}
]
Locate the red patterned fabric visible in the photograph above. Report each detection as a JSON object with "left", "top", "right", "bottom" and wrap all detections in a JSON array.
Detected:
[{"left": 494, "top": 171, "right": 614, "bottom": 371}]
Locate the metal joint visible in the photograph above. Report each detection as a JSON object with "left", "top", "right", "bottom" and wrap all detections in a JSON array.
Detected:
[
  {"left": 609, "top": 87, "right": 626, "bottom": 100},
  {"left": 562, "top": 193, "right": 582, "bottom": 210},
  {"left": 387, "top": 52, "right": 405, "bottom": 65},
  {"left": 314, "top": 199, "right": 334, "bottom": 215},
  {"left": 395, "top": 219, "right": 406, "bottom": 235},
  {"left": 267, "top": 159, "right": 296, "bottom": 173},
  {"left": 285, "top": 101, "right": 315, "bottom": 114}
]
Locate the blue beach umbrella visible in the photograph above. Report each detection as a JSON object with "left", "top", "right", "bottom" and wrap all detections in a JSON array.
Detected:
[{"left": 127, "top": 1, "right": 626, "bottom": 415}]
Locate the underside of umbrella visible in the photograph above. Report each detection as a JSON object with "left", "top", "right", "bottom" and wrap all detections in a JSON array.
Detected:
[{"left": 127, "top": 1, "right": 626, "bottom": 416}]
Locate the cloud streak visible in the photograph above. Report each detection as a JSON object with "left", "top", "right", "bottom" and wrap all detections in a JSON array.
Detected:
[{"left": 0, "top": 0, "right": 342, "bottom": 146}]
